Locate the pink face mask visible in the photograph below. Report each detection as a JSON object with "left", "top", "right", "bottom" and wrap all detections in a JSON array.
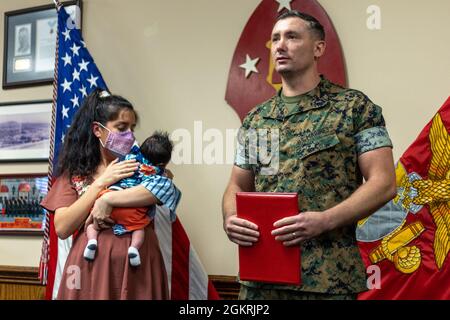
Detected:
[{"left": 95, "top": 122, "right": 135, "bottom": 156}]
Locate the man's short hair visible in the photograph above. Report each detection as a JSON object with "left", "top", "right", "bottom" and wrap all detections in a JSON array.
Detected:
[{"left": 276, "top": 10, "right": 325, "bottom": 40}]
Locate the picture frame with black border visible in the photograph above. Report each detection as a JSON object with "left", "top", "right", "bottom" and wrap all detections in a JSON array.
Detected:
[
  {"left": 0, "top": 100, "right": 53, "bottom": 163},
  {"left": 2, "top": 0, "right": 82, "bottom": 89},
  {"left": 0, "top": 173, "right": 48, "bottom": 236}
]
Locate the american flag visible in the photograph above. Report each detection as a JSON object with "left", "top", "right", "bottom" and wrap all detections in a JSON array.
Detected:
[
  {"left": 40, "top": 3, "right": 219, "bottom": 300},
  {"left": 51, "top": 7, "right": 107, "bottom": 171}
]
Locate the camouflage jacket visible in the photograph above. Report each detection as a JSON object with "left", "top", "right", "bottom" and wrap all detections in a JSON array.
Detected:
[{"left": 234, "top": 76, "right": 393, "bottom": 294}]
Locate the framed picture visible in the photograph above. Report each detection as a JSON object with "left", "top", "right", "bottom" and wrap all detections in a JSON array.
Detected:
[
  {"left": 3, "top": 0, "right": 82, "bottom": 89},
  {"left": 0, "top": 173, "right": 48, "bottom": 235},
  {"left": 0, "top": 100, "right": 52, "bottom": 162}
]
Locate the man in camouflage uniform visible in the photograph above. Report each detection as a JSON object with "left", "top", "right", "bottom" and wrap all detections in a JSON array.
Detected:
[{"left": 222, "top": 11, "right": 397, "bottom": 300}]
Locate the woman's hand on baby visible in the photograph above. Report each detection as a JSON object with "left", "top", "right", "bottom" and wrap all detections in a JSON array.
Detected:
[
  {"left": 94, "top": 158, "right": 139, "bottom": 188},
  {"left": 84, "top": 213, "right": 113, "bottom": 231},
  {"left": 88, "top": 196, "right": 115, "bottom": 230}
]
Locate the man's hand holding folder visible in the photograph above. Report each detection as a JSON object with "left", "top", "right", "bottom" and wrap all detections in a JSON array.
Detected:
[
  {"left": 271, "top": 210, "right": 331, "bottom": 246},
  {"left": 235, "top": 192, "right": 302, "bottom": 285}
]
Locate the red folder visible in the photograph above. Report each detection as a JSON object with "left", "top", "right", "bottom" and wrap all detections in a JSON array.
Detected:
[{"left": 236, "top": 192, "right": 301, "bottom": 285}]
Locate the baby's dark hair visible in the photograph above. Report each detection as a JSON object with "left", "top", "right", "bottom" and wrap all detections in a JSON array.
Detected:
[{"left": 140, "top": 131, "right": 173, "bottom": 166}]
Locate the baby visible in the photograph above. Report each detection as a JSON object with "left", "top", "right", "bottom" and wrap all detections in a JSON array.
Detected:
[{"left": 83, "top": 131, "right": 181, "bottom": 266}]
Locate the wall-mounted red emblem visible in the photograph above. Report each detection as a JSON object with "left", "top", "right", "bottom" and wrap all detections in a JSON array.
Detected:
[{"left": 225, "top": 0, "right": 346, "bottom": 121}]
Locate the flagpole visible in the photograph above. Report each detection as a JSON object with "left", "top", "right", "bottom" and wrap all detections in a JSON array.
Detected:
[
  {"left": 53, "top": 0, "right": 62, "bottom": 11},
  {"left": 39, "top": 0, "right": 61, "bottom": 287},
  {"left": 48, "top": 0, "right": 61, "bottom": 181}
]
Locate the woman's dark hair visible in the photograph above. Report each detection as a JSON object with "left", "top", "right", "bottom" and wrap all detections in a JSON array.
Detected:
[
  {"left": 57, "top": 89, "right": 138, "bottom": 179},
  {"left": 140, "top": 131, "right": 173, "bottom": 165}
]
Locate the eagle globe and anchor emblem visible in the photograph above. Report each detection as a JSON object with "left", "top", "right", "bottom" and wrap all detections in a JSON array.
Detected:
[{"left": 357, "top": 114, "right": 450, "bottom": 274}]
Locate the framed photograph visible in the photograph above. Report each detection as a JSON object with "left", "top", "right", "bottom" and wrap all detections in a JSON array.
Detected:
[
  {"left": 3, "top": 0, "right": 82, "bottom": 89},
  {"left": 0, "top": 173, "right": 48, "bottom": 235},
  {"left": 0, "top": 100, "right": 52, "bottom": 162}
]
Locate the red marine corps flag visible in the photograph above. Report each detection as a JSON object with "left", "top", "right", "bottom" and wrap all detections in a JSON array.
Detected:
[
  {"left": 357, "top": 98, "right": 450, "bottom": 300},
  {"left": 225, "top": 0, "right": 346, "bottom": 120}
]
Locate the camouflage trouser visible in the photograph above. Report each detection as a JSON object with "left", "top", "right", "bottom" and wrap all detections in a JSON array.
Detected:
[{"left": 239, "top": 285, "right": 358, "bottom": 300}]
